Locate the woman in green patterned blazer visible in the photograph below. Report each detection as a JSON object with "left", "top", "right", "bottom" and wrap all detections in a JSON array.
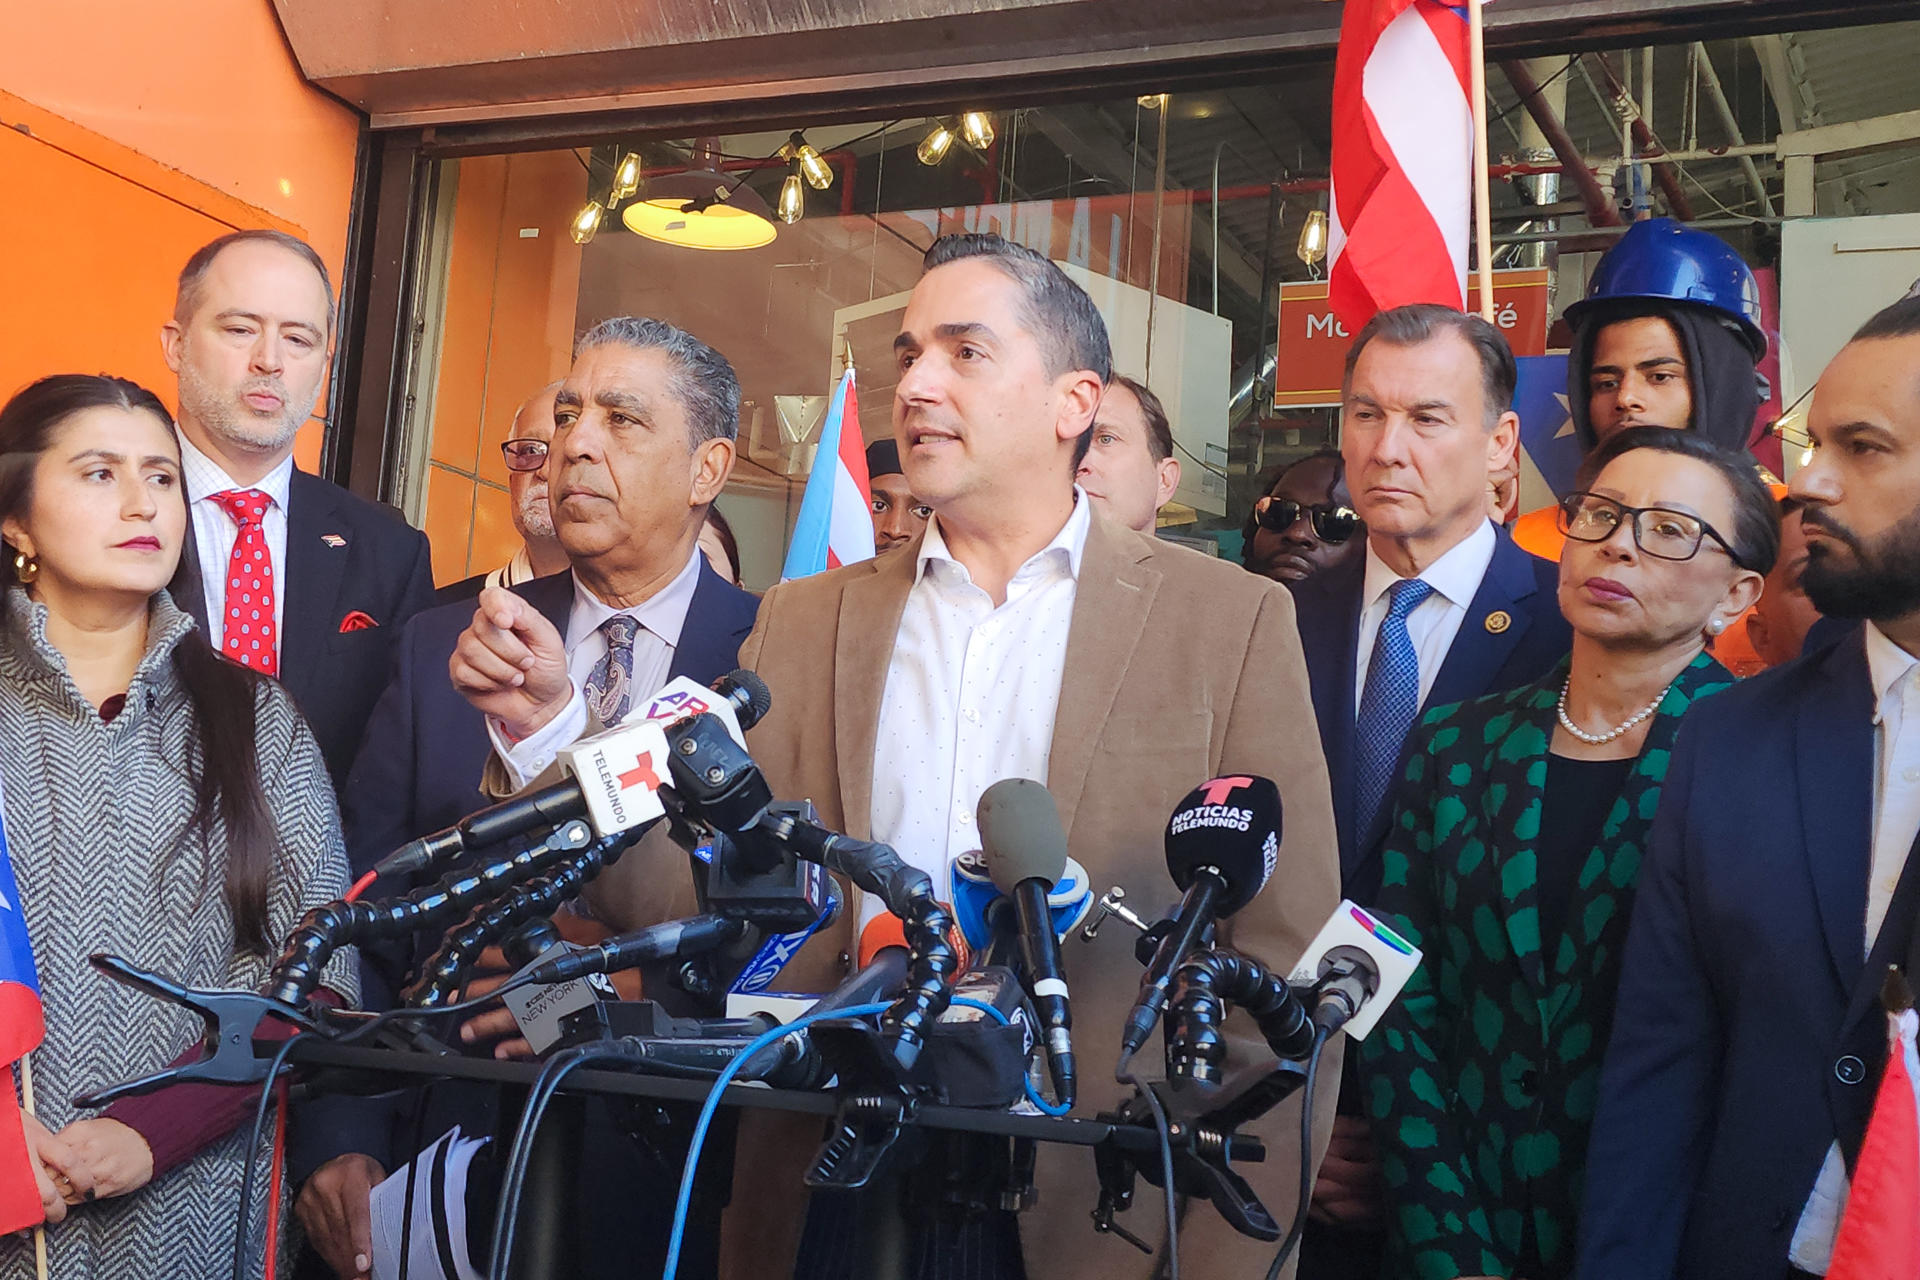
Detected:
[{"left": 1361, "top": 429, "right": 1782, "bottom": 1280}]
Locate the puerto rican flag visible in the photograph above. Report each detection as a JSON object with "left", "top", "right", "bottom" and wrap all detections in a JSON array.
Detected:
[
  {"left": 0, "top": 794, "right": 44, "bottom": 1235},
  {"left": 1827, "top": 1005, "right": 1920, "bottom": 1279},
  {"left": 781, "top": 367, "right": 875, "bottom": 580},
  {"left": 1328, "top": 0, "right": 1475, "bottom": 332}
]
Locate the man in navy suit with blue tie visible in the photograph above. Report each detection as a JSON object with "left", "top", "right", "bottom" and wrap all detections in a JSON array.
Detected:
[
  {"left": 1287, "top": 304, "right": 1570, "bottom": 1278},
  {"left": 1580, "top": 297, "right": 1920, "bottom": 1280}
]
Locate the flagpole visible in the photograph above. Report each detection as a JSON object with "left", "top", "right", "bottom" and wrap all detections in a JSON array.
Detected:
[
  {"left": 1468, "top": 0, "right": 1496, "bottom": 323},
  {"left": 19, "top": 1059, "right": 48, "bottom": 1280}
]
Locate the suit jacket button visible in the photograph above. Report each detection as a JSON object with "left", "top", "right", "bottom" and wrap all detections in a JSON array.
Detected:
[
  {"left": 1835, "top": 1054, "right": 1867, "bottom": 1085},
  {"left": 837, "top": 950, "right": 852, "bottom": 973}
]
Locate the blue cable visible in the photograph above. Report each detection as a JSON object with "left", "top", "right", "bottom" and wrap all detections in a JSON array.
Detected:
[{"left": 660, "top": 996, "right": 1072, "bottom": 1278}]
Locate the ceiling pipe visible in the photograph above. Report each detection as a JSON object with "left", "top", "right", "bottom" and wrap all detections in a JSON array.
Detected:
[
  {"left": 1584, "top": 51, "right": 1697, "bottom": 221},
  {"left": 1501, "top": 59, "right": 1621, "bottom": 227},
  {"left": 1693, "top": 41, "right": 1776, "bottom": 217}
]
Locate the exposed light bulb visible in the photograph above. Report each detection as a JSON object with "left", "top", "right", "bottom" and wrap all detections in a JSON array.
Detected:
[
  {"left": 1137, "top": 93, "right": 1169, "bottom": 110},
  {"left": 570, "top": 200, "right": 605, "bottom": 246},
  {"left": 917, "top": 121, "right": 956, "bottom": 166},
  {"left": 777, "top": 170, "right": 805, "bottom": 225},
  {"left": 787, "top": 132, "right": 834, "bottom": 190},
  {"left": 1297, "top": 209, "right": 1329, "bottom": 266},
  {"left": 960, "top": 111, "right": 995, "bottom": 150},
  {"left": 610, "top": 152, "right": 643, "bottom": 202}
]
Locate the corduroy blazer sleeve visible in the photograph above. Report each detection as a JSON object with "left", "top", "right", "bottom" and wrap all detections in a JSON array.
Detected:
[{"left": 1182, "top": 580, "right": 1346, "bottom": 1278}]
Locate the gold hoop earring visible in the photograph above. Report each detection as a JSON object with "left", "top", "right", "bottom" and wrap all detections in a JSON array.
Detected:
[{"left": 13, "top": 551, "right": 37, "bottom": 585}]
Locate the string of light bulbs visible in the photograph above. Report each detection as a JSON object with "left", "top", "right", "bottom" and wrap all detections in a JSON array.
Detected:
[{"left": 566, "top": 113, "right": 998, "bottom": 247}]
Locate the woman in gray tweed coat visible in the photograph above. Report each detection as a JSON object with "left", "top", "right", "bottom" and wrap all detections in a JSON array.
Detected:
[{"left": 0, "top": 374, "right": 355, "bottom": 1279}]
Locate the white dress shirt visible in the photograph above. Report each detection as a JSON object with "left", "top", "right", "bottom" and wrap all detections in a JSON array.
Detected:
[
  {"left": 492, "top": 548, "right": 704, "bottom": 788},
  {"left": 862, "top": 494, "right": 1091, "bottom": 933},
  {"left": 1791, "top": 623, "right": 1920, "bottom": 1272},
  {"left": 177, "top": 433, "right": 293, "bottom": 655},
  {"left": 1351, "top": 518, "right": 1498, "bottom": 716}
]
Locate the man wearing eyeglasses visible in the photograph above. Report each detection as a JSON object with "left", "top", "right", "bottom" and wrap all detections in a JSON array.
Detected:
[
  {"left": 436, "top": 383, "right": 570, "bottom": 604},
  {"left": 1243, "top": 451, "right": 1364, "bottom": 585},
  {"left": 1288, "top": 303, "right": 1571, "bottom": 1280}
]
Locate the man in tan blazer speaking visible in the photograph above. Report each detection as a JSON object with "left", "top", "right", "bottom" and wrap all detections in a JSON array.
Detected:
[{"left": 453, "top": 234, "right": 1340, "bottom": 1279}]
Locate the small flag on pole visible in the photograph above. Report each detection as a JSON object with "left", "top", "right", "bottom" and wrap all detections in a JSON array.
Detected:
[
  {"left": 0, "top": 789, "right": 45, "bottom": 1236},
  {"left": 1827, "top": 997, "right": 1920, "bottom": 1280},
  {"left": 781, "top": 367, "right": 876, "bottom": 581}
]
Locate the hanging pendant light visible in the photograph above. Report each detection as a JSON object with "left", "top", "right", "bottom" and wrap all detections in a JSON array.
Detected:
[
  {"left": 959, "top": 111, "right": 995, "bottom": 150},
  {"left": 569, "top": 200, "right": 604, "bottom": 245},
  {"left": 917, "top": 120, "right": 956, "bottom": 166},
  {"left": 777, "top": 165, "right": 806, "bottom": 225},
  {"left": 788, "top": 132, "right": 835, "bottom": 190},
  {"left": 621, "top": 138, "right": 777, "bottom": 251},
  {"left": 609, "top": 152, "right": 644, "bottom": 203},
  {"left": 1297, "top": 209, "right": 1329, "bottom": 267}
]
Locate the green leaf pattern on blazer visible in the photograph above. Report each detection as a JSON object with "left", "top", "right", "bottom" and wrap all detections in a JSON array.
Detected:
[{"left": 1359, "top": 652, "right": 1733, "bottom": 1279}]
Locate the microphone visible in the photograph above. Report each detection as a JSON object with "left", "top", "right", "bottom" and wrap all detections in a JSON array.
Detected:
[
  {"left": 976, "top": 778, "right": 1075, "bottom": 1107},
  {"left": 1116, "top": 775, "right": 1281, "bottom": 1075},
  {"left": 950, "top": 852, "right": 1093, "bottom": 956},
  {"left": 375, "top": 670, "right": 770, "bottom": 878},
  {"left": 1286, "top": 901, "right": 1422, "bottom": 1041},
  {"left": 520, "top": 913, "right": 748, "bottom": 985}
]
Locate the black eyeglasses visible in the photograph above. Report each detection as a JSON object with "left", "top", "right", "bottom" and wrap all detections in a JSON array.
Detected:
[
  {"left": 1557, "top": 491, "right": 1749, "bottom": 568},
  {"left": 501, "top": 438, "right": 549, "bottom": 472},
  {"left": 1254, "top": 497, "right": 1360, "bottom": 544}
]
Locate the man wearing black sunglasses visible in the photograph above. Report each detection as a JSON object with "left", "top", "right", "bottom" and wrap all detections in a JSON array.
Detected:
[
  {"left": 1242, "top": 450, "right": 1364, "bottom": 584},
  {"left": 435, "top": 382, "right": 569, "bottom": 605}
]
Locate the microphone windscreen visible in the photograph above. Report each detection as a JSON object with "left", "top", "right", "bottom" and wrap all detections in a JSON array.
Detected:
[
  {"left": 1163, "top": 775, "right": 1282, "bottom": 916},
  {"left": 718, "top": 669, "right": 773, "bottom": 731},
  {"left": 858, "top": 913, "right": 910, "bottom": 969},
  {"left": 976, "top": 779, "right": 1068, "bottom": 893}
]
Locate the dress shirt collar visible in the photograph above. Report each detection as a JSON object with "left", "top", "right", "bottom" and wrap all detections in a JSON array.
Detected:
[
  {"left": 1865, "top": 622, "right": 1920, "bottom": 726},
  {"left": 567, "top": 546, "right": 703, "bottom": 649},
  {"left": 176, "top": 431, "right": 294, "bottom": 511},
  {"left": 1361, "top": 517, "right": 1497, "bottom": 612},
  {"left": 916, "top": 488, "right": 1091, "bottom": 585}
]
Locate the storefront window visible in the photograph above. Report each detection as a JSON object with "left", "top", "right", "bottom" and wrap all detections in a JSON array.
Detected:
[{"left": 405, "top": 89, "right": 1345, "bottom": 589}]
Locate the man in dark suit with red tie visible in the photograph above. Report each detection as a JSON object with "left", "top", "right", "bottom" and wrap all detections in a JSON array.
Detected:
[{"left": 161, "top": 230, "right": 436, "bottom": 786}]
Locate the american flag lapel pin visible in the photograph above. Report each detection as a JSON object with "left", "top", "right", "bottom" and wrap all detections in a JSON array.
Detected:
[{"left": 321, "top": 533, "right": 347, "bottom": 548}]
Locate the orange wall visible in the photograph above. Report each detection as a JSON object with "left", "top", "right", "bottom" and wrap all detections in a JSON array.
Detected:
[
  {"left": 423, "top": 152, "right": 586, "bottom": 584},
  {"left": 0, "top": 0, "right": 362, "bottom": 471}
]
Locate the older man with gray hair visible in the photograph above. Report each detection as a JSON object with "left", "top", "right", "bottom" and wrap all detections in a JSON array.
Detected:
[{"left": 298, "top": 316, "right": 760, "bottom": 1280}]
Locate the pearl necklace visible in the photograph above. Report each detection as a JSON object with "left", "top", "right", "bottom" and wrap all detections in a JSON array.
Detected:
[{"left": 1555, "top": 676, "right": 1673, "bottom": 745}]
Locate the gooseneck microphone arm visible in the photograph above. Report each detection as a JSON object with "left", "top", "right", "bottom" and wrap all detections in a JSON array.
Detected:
[
  {"left": 1165, "top": 950, "right": 1315, "bottom": 1086},
  {"left": 404, "top": 831, "right": 636, "bottom": 1006},
  {"left": 265, "top": 817, "right": 626, "bottom": 1007},
  {"left": 750, "top": 808, "right": 958, "bottom": 1071},
  {"left": 1116, "top": 867, "right": 1225, "bottom": 1072}
]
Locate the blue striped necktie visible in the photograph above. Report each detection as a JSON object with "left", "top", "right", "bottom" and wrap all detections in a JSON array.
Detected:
[{"left": 1353, "top": 577, "right": 1434, "bottom": 841}]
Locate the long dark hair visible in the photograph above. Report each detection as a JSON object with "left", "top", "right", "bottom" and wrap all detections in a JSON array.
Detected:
[{"left": 0, "top": 374, "right": 277, "bottom": 955}]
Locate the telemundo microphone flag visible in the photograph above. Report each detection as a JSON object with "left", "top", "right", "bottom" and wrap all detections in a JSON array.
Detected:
[
  {"left": 0, "top": 783, "right": 45, "bottom": 1235},
  {"left": 781, "top": 367, "right": 875, "bottom": 581}
]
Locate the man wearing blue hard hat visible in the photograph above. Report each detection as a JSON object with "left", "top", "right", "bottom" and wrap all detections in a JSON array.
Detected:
[{"left": 1514, "top": 217, "right": 1772, "bottom": 558}]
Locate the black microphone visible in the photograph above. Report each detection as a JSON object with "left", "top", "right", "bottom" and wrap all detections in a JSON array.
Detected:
[
  {"left": 520, "top": 912, "right": 748, "bottom": 984},
  {"left": 375, "top": 670, "right": 772, "bottom": 878},
  {"left": 976, "top": 778, "right": 1075, "bottom": 1107},
  {"left": 1115, "top": 775, "right": 1281, "bottom": 1075}
]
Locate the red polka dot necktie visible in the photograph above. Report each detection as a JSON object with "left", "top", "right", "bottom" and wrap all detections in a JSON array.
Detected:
[{"left": 211, "top": 488, "right": 278, "bottom": 677}]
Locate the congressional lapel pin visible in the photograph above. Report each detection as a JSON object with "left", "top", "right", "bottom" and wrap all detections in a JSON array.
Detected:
[
  {"left": 321, "top": 533, "right": 347, "bottom": 548},
  {"left": 1484, "top": 610, "right": 1512, "bottom": 634}
]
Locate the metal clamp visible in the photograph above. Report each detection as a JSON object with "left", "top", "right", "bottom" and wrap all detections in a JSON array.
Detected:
[{"left": 1081, "top": 887, "right": 1153, "bottom": 942}]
